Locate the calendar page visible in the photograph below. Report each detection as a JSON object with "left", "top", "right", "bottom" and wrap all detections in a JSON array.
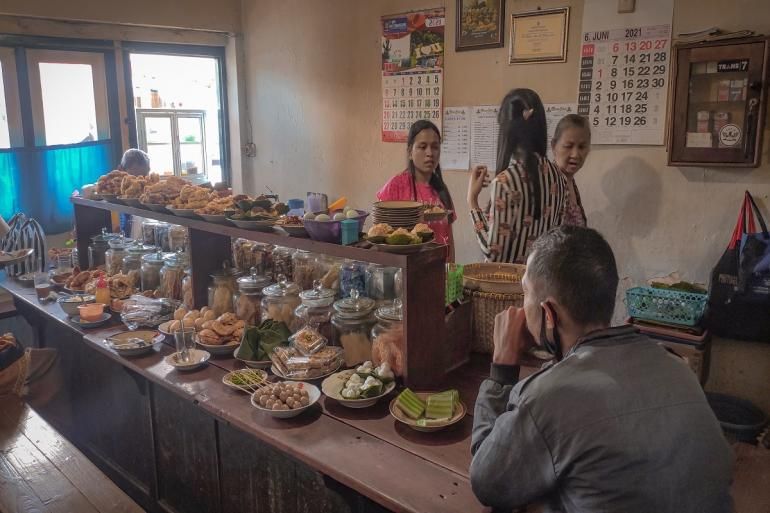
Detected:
[
  {"left": 381, "top": 9, "right": 445, "bottom": 142},
  {"left": 577, "top": 24, "right": 671, "bottom": 145},
  {"left": 382, "top": 71, "right": 443, "bottom": 142}
]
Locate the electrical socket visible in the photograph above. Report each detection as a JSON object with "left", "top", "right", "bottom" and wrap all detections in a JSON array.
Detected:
[
  {"left": 243, "top": 143, "right": 256, "bottom": 157},
  {"left": 618, "top": 0, "right": 635, "bottom": 13}
]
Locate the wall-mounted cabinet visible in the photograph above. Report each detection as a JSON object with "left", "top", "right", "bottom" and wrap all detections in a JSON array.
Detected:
[{"left": 668, "top": 37, "right": 769, "bottom": 167}]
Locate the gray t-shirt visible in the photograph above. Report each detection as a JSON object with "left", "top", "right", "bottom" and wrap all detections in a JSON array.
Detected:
[{"left": 470, "top": 326, "right": 733, "bottom": 513}]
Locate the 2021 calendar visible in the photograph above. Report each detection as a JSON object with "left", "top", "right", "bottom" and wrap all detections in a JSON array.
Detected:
[{"left": 577, "top": 24, "right": 671, "bottom": 145}]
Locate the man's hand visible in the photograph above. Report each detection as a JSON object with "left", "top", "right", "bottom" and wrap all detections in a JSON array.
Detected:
[{"left": 492, "top": 307, "right": 536, "bottom": 366}]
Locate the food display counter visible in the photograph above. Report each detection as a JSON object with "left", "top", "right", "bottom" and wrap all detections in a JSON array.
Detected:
[{"left": 1, "top": 196, "right": 542, "bottom": 513}]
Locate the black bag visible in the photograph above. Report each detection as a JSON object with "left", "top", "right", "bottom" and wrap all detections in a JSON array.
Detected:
[{"left": 708, "top": 191, "right": 770, "bottom": 342}]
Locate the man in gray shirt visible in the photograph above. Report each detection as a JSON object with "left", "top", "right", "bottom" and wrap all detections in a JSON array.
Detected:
[{"left": 470, "top": 226, "right": 733, "bottom": 513}]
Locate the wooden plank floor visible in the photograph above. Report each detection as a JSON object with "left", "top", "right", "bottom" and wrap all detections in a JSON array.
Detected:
[{"left": 0, "top": 398, "right": 144, "bottom": 513}]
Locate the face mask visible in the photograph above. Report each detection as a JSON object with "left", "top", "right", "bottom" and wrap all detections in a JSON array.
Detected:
[{"left": 539, "top": 303, "right": 563, "bottom": 360}]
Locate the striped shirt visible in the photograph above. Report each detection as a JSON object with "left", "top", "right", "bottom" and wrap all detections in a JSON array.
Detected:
[{"left": 470, "top": 157, "right": 568, "bottom": 263}]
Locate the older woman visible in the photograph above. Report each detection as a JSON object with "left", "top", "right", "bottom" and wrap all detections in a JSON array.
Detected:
[{"left": 551, "top": 114, "right": 591, "bottom": 226}]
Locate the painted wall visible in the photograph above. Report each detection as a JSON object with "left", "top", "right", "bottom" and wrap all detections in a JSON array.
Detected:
[
  {"left": 240, "top": 0, "right": 770, "bottom": 321},
  {"left": 0, "top": 0, "right": 242, "bottom": 34}
]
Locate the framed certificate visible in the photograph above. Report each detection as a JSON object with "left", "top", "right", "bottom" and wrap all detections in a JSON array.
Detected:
[{"left": 509, "top": 7, "right": 569, "bottom": 64}]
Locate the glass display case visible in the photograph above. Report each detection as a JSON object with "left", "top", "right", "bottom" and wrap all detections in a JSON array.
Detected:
[{"left": 668, "top": 38, "right": 768, "bottom": 167}]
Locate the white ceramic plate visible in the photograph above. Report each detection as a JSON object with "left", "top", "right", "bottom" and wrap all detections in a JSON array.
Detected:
[
  {"left": 0, "top": 248, "right": 35, "bottom": 267},
  {"left": 389, "top": 392, "right": 466, "bottom": 432},
  {"left": 158, "top": 320, "right": 174, "bottom": 336},
  {"left": 250, "top": 381, "right": 320, "bottom": 418},
  {"left": 105, "top": 330, "right": 163, "bottom": 357},
  {"left": 194, "top": 333, "right": 239, "bottom": 356},
  {"left": 70, "top": 312, "right": 112, "bottom": 328},
  {"left": 270, "top": 360, "right": 343, "bottom": 382},
  {"left": 222, "top": 368, "right": 268, "bottom": 393},
  {"left": 370, "top": 241, "right": 437, "bottom": 254},
  {"left": 166, "top": 206, "right": 200, "bottom": 219},
  {"left": 165, "top": 348, "right": 210, "bottom": 371},
  {"left": 321, "top": 369, "right": 396, "bottom": 408},
  {"left": 373, "top": 200, "right": 423, "bottom": 210}
]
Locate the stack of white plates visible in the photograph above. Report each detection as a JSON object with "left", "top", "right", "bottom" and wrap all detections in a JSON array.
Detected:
[{"left": 372, "top": 201, "right": 422, "bottom": 228}]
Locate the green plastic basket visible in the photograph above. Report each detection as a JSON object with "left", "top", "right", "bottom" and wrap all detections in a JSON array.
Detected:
[
  {"left": 446, "top": 264, "right": 464, "bottom": 305},
  {"left": 626, "top": 286, "right": 707, "bottom": 327}
]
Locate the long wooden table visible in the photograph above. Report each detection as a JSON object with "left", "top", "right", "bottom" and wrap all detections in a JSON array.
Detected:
[{"left": 2, "top": 275, "right": 541, "bottom": 513}]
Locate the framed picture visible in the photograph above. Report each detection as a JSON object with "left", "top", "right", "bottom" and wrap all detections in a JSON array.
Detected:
[
  {"left": 509, "top": 7, "right": 569, "bottom": 64},
  {"left": 455, "top": 0, "right": 504, "bottom": 52}
]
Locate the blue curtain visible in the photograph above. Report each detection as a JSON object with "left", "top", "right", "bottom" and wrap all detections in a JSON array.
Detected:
[{"left": 0, "top": 141, "right": 113, "bottom": 234}]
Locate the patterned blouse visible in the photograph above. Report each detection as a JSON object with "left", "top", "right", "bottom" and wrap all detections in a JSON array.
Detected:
[
  {"left": 562, "top": 178, "right": 587, "bottom": 227},
  {"left": 470, "top": 157, "right": 568, "bottom": 263}
]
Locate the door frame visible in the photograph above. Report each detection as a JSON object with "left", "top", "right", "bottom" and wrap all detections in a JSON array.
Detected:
[{"left": 122, "top": 42, "right": 230, "bottom": 184}]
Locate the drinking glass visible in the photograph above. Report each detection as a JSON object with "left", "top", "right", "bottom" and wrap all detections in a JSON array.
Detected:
[
  {"left": 34, "top": 272, "right": 52, "bottom": 302},
  {"left": 174, "top": 327, "right": 195, "bottom": 363}
]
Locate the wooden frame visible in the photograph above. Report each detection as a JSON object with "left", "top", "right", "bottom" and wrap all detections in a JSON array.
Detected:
[
  {"left": 455, "top": 0, "right": 504, "bottom": 52},
  {"left": 509, "top": 7, "right": 569, "bottom": 64},
  {"left": 667, "top": 37, "right": 769, "bottom": 168},
  {"left": 25, "top": 49, "right": 111, "bottom": 146},
  {"left": 0, "top": 47, "right": 24, "bottom": 148}
]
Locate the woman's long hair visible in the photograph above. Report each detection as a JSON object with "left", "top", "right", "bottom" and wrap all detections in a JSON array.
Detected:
[
  {"left": 495, "top": 89, "right": 547, "bottom": 218},
  {"left": 406, "top": 120, "right": 456, "bottom": 223}
]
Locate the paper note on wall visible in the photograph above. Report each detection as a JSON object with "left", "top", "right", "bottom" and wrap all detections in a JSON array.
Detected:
[
  {"left": 470, "top": 105, "right": 500, "bottom": 171},
  {"left": 440, "top": 107, "right": 471, "bottom": 170},
  {"left": 545, "top": 103, "right": 579, "bottom": 159}
]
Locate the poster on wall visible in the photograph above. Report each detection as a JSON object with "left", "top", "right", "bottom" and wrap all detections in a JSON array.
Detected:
[
  {"left": 545, "top": 103, "right": 578, "bottom": 159},
  {"left": 576, "top": 0, "right": 673, "bottom": 145},
  {"left": 381, "top": 8, "right": 445, "bottom": 143}
]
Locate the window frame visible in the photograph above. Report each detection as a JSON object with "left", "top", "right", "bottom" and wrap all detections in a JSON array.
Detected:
[
  {"left": 0, "top": 46, "right": 24, "bottom": 148},
  {"left": 136, "top": 108, "right": 208, "bottom": 177},
  {"left": 122, "top": 42, "right": 230, "bottom": 184},
  {"left": 26, "top": 49, "right": 111, "bottom": 146}
]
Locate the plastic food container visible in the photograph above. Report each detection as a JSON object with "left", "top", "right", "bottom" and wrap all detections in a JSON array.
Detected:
[{"left": 78, "top": 303, "right": 105, "bottom": 322}]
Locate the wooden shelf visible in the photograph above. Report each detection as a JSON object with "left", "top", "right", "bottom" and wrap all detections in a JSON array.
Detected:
[{"left": 71, "top": 196, "right": 450, "bottom": 387}]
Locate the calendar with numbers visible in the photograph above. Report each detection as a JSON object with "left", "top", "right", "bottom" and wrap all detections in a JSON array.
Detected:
[
  {"left": 381, "top": 8, "right": 445, "bottom": 142},
  {"left": 577, "top": 24, "right": 671, "bottom": 145},
  {"left": 382, "top": 71, "right": 443, "bottom": 142}
]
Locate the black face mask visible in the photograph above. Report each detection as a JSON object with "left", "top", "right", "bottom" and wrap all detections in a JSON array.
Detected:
[{"left": 539, "top": 304, "right": 563, "bottom": 360}]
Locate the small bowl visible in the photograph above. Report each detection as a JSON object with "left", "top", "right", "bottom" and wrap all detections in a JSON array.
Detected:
[
  {"left": 78, "top": 303, "right": 105, "bottom": 322},
  {"left": 250, "top": 381, "right": 321, "bottom": 419},
  {"left": 303, "top": 210, "right": 369, "bottom": 243},
  {"left": 57, "top": 294, "right": 96, "bottom": 317},
  {"left": 165, "top": 349, "right": 210, "bottom": 371}
]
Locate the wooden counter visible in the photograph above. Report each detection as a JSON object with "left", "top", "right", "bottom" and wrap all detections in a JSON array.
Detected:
[{"left": 3, "top": 275, "right": 540, "bottom": 513}]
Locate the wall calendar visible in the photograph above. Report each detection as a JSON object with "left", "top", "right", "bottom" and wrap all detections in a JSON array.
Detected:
[
  {"left": 577, "top": 24, "right": 671, "bottom": 145},
  {"left": 381, "top": 9, "right": 445, "bottom": 143}
]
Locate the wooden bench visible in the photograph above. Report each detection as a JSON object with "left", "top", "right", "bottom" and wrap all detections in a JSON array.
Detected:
[{"left": 0, "top": 398, "right": 143, "bottom": 513}]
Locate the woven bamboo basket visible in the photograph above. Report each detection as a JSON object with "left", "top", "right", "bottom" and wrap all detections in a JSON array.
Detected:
[
  {"left": 462, "top": 263, "right": 526, "bottom": 294},
  {"left": 467, "top": 289, "right": 524, "bottom": 354}
]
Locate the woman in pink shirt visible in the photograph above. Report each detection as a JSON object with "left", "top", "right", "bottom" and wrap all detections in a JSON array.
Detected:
[{"left": 376, "top": 120, "right": 457, "bottom": 261}]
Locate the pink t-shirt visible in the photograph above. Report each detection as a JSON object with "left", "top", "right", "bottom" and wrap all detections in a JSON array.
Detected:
[{"left": 376, "top": 171, "right": 454, "bottom": 254}]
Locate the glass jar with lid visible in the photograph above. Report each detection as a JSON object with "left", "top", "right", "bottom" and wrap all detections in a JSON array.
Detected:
[
  {"left": 370, "top": 299, "right": 404, "bottom": 377},
  {"left": 167, "top": 225, "right": 188, "bottom": 253},
  {"left": 181, "top": 268, "right": 194, "bottom": 310},
  {"left": 232, "top": 239, "right": 274, "bottom": 276},
  {"left": 123, "top": 244, "right": 155, "bottom": 290},
  {"left": 291, "top": 250, "right": 317, "bottom": 291},
  {"left": 207, "top": 263, "right": 241, "bottom": 316},
  {"left": 140, "top": 252, "right": 167, "bottom": 292},
  {"left": 365, "top": 264, "right": 399, "bottom": 305},
  {"left": 271, "top": 246, "right": 294, "bottom": 282},
  {"left": 261, "top": 274, "right": 301, "bottom": 327},
  {"left": 141, "top": 219, "right": 161, "bottom": 245},
  {"left": 159, "top": 252, "right": 188, "bottom": 300},
  {"left": 292, "top": 279, "right": 336, "bottom": 339},
  {"left": 332, "top": 290, "right": 376, "bottom": 367},
  {"left": 88, "top": 229, "right": 119, "bottom": 269},
  {"left": 340, "top": 260, "right": 367, "bottom": 298},
  {"left": 105, "top": 236, "right": 134, "bottom": 276},
  {"left": 234, "top": 267, "right": 272, "bottom": 326},
  {"left": 314, "top": 254, "right": 342, "bottom": 292}
]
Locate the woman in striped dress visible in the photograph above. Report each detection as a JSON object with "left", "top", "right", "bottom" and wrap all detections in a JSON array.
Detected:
[{"left": 467, "top": 89, "right": 568, "bottom": 263}]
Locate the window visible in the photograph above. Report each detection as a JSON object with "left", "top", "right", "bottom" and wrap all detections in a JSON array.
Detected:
[
  {"left": 127, "top": 50, "right": 226, "bottom": 183},
  {"left": 0, "top": 47, "right": 23, "bottom": 148},
  {"left": 26, "top": 50, "right": 110, "bottom": 146}
]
